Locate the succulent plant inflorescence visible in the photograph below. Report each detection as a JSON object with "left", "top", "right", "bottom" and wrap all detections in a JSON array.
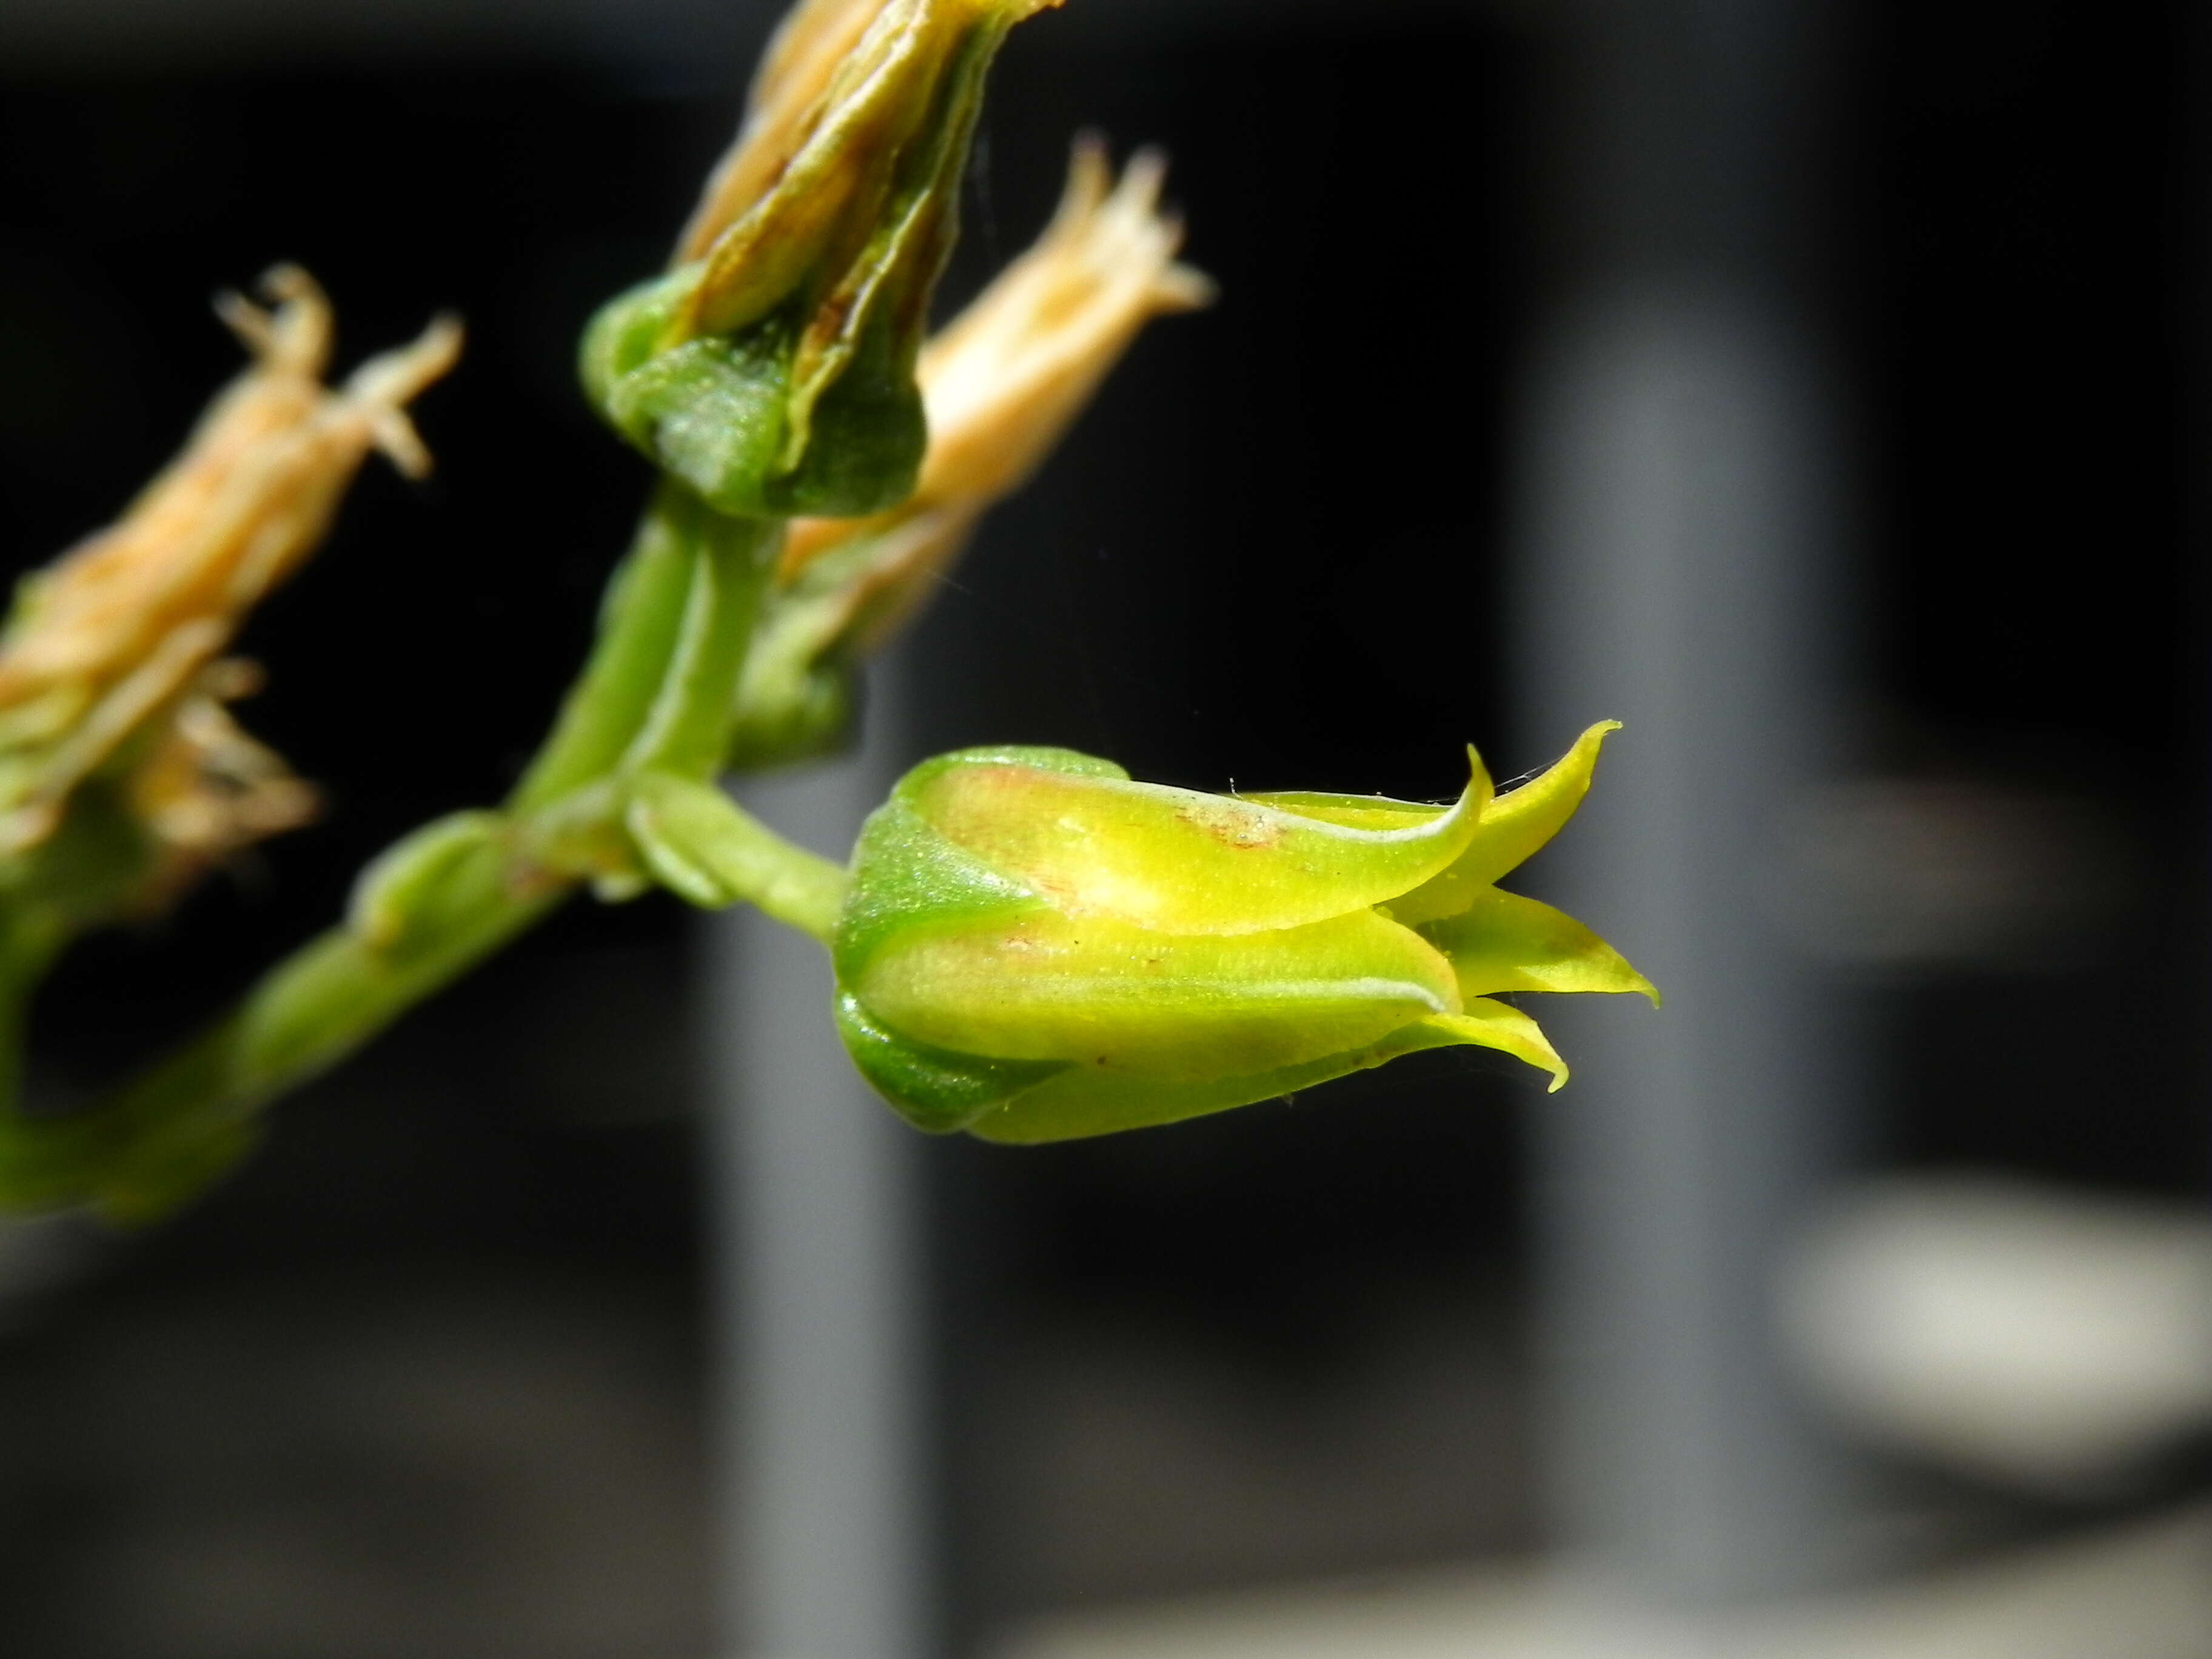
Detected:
[{"left": 0, "top": 0, "right": 1651, "bottom": 1221}]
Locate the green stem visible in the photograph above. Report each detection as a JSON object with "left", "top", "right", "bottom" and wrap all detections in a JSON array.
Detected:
[
  {"left": 35, "top": 482, "right": 802, "bottom": 1218},
  {"left": 622, "top": 770, "right": 848, "bottom": 940},
  {"left": 617, "top": 491, "right": 779, "bottom": 780},
  {"left": 511, "top": 481, "right": 737, "bottom": 811},
  {"left": 0, "top": 907, "right": 76, "bottom": 1210},
  {"left": 91, "top": 836, "right": 563, "bottom": 1222},
  {"left": 717, "top": 817, "right": 847, "bottom": 940}
]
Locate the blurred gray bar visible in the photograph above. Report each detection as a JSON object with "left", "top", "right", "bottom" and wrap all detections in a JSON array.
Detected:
[
  {"left": 705, "top": 719, "right": 936, "bottom": 1659},
  {"left": 1519, "top": 293, "right": 1852, "bottom": 1600},
  {"left": 2193, "top": 0, "right": 2212, "bottom": 1196},
  {"left": 1513, "top": 0, "right": 1858, "bottom": 1609}
]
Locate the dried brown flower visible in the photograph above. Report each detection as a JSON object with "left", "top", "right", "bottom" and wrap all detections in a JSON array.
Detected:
[{"left": 0, "top": 266, "right": 459, "bottom": 863}]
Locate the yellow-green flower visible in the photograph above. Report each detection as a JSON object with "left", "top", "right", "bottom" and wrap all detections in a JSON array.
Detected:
[{"left": 833, "top": 725, "right": 1655, "bottom": 1141}]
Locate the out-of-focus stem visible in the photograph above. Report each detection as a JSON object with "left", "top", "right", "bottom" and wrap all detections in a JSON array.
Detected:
[
  {"left": 623, "top": 769, "right": 849, "bottom": 940},
  {"left": 618, "top": 496, "right": 779, "bottom": 780},
  {"left": 510, "top": 488, "right": 711, "bottom": 811},
  {"left": 41, "top": 489, "right": 804, "bottom": 1218},
  {"left": 86, "top": 838, "right": 563, "bottom": 1222},
  {"left": 0, "top": 913, "right": 72, "bottom": 1208}
]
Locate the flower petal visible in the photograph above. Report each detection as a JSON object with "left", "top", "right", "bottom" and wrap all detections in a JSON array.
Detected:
[
  {"left": 1415, "top": 1000, "right": 1569, "bottom": 1092},
  {"left": 963, "top": 1007, "right": 1489, "bottom": 1143},
  {"left": 1384, "top": 723, "right": 1620, "bottom": 923},
  {"left": 912, "top": 749, "right": 1488, "bottom": 933},
  {"left": 1418, "top": 888, "right": 1658, "bottom": 1005},
  {"left": 964, "top": 993, "right": 1568, "bottom": 1144},
  {"left": 834, "top": 990, "right": 1071, "bottom": 1133},
  {"left": 1460, "top": 722, "right": 1618, "bottom": 887},
  {"left": 853, "top": 907, "right": 1460, "bottom": 1078}
]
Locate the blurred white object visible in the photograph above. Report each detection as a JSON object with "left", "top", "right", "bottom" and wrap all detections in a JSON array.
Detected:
[
  {"left": 993, "top": 1500, "right": 2212, "bottom": 1659},
  {"left": 1778, "top": 1176, "right": 2212, "bottom": 1495}
]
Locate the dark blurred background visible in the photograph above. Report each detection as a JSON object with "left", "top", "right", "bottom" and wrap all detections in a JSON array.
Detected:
[{"left": 0, "top": 1, "right": 2205, "bottom": 1655}]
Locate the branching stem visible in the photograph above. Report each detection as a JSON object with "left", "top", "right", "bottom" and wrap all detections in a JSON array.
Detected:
[{"left": 21, "top": 481, "right": 846, "bottom": 1218}]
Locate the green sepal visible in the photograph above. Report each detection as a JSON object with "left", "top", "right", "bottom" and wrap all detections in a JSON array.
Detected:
[
  {"left": 833, "top": 990, "right": 1071, "bottom": 1134},
  {"left": 834, "top": 746, "right": 1127, "bottom": 982},
  {"left": 580, "top": 264, "right": 925, "bottom": 520},
  {"left": 773, "top": 295, "right": 929, "bottom": 517},
  {"left": 583, "top": 275, "right": 793, "bottom": 518}
]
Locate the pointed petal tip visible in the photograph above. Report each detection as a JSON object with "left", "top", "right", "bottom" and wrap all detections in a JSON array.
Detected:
[
  {"left": 1555, "top": 719, "right": 1623, "bottom": 769},
  {"left": 1555, "top": 719, "right": 1623, "bottom": 767},
  {"left": 1417, "top": 1001, "right": 1568, "bottom": 1092},
  {"left": 1459, "top": 743, "right": 1496, "bottom": 816},
  {"left": 1453, "top": 719, "right": 1626, "bottom": 888}
]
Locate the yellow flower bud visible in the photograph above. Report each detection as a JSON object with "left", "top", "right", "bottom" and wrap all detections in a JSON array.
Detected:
[{"left": 834, "top": 727, "right": 1656, "bottom": 1141}]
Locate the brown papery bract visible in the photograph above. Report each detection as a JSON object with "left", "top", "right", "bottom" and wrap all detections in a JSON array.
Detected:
[
  {"left": 774, "top": 139, "right": 1212, "bottom": 653},
  {"left": 0, "top": 266, "right": 459, "bottom": 858}
]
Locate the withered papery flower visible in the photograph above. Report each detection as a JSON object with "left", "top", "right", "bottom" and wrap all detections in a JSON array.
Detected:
[
  {"left": 780, "top": 139, "right": 1212, "bottom": 629},
  {"left": 673, "top": 0, "right": 905, "bottom": 270},
  {"left": 0, "top": 266, "right": 460, "bottom": 860},
  {"left": 582, "top": 0, "right": 1068, "bottom": 519},
  {"left": 726, "top": 141, "right": 1211, "bottom": 765},
  {"left": 673, "top": 0, "right": 1067, "bottom": 338},
  {"left": 124, "top": 662, "right": 321, "bottom": 913}
]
